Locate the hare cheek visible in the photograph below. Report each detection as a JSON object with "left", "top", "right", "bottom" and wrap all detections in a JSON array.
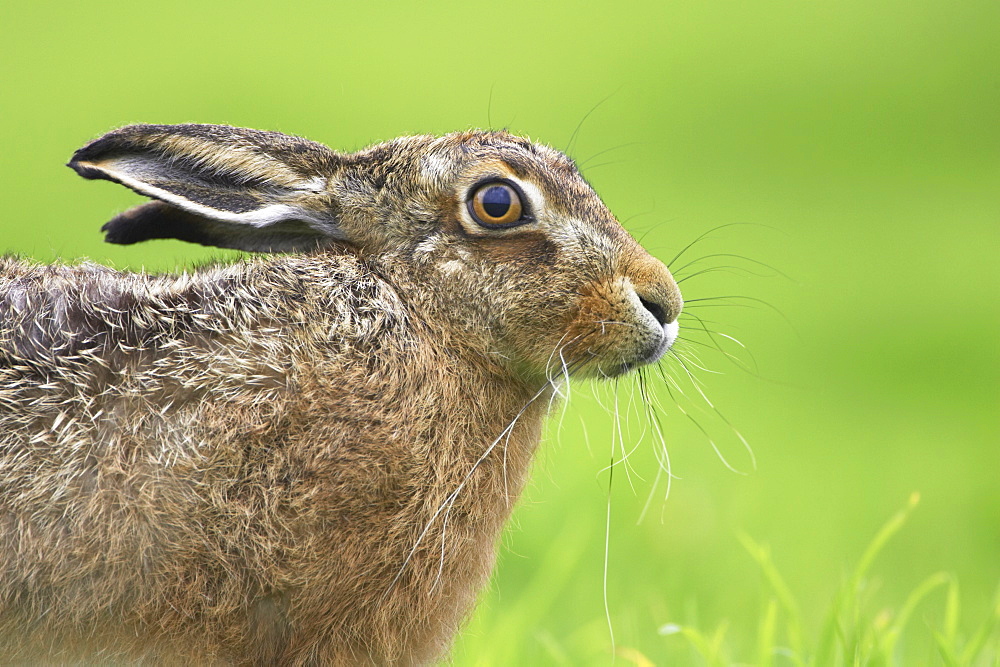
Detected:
[
  {"left": 559, "top": 289, "right": 628, "bottom": 365},
  {"left": 438, "top": 259, "right": 467, "bottom": 275}
]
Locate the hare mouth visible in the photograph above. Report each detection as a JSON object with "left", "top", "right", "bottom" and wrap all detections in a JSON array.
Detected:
[{"left": 616, "top": 320, "right": 679, "bottom": 376}]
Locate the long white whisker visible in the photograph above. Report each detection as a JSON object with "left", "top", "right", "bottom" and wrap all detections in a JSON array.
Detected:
[
  {"left": 613, "top": 382, "right": 631, "bottom": 488},
  {"left": 603, "top": 439, "right": 616, "bottom": 658},
  {"left": 544, "top": 331, "right": 575, "bottom": 401},
  {"left": 621, "top": 375, "right": 647, "bottom": 486},
  {"left": 673, "top": 349, "right": 725, "bottom": 378},
  {"left": 500, "top": 405, "right": 520, "bottom": 510},
  {"left": 554, "top": 348, "right": 575, "bottom": 435},
  {"left": 668, "top": 352, "right": 756, "bottom": 473},
  {"left": 637, "top": 370, "right": 675, "bottom": 523}
]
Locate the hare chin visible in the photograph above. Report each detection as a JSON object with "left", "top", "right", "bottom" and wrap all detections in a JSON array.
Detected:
[{"left": 614, "top": 319, "right": 680, "bottom": 376}]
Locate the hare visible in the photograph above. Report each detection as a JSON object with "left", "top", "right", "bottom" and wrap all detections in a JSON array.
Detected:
[{"left": 0, "top": 124, "right": 681, "bottom": 664}]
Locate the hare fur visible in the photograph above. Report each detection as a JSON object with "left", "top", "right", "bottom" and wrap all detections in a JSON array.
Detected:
[{"left": 0, "top": 124, "right": 681, "bottom": 663}]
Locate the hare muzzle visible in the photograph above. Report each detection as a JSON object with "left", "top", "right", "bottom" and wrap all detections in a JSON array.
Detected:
[
  {"left": 629, "top": 251, "right": 683, "bottom": 362},
  {"left": 561, "top": 244, "right": 682, "bottom": 378}
]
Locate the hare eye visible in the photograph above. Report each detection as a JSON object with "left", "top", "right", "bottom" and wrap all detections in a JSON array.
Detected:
[{"left": 468, "top": 181, "right": 525, "bottom": 227}]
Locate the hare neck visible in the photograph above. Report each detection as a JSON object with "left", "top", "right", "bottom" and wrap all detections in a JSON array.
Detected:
[{"left": 398, "top": 323, "right": 555, "bottom": 521}]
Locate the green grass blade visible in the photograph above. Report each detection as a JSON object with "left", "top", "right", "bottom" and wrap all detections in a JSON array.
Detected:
[
  {"left": 933, "top": 629, "right": 961, "bottom": 666},
  {"left": 814, "top": 592, "right": 846, "bottom": 667},
  {"left": 851, "top": 493, "right": 920, "bottom": 592},
  {"left": 959, "top": 584, "right": 1000, "bottom": 665},
  {"left": 738, "top": 532, "right": 804, "bottom": 657},
  {"left": 708, "top": 620, "right": 730, "bottom": 667},
  {"left": 660, "top": 622, "right": 730, "bottom": 667},
  {"left": 943, "top": 577, "right": 961, "bottom": 645},
  {"left": 813, "top": 494, "right": 920, "bottom": 667},
  {"left": 877, "top": 571, "right": 950, "bottom": 661},
  {"left": 757, "top": 598, "right": 779, "bottom": 667}
]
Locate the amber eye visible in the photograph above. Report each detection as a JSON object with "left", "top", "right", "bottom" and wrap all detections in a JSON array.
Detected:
[{"left": 468, "top": 181, "right": 525, "bottom": 227}]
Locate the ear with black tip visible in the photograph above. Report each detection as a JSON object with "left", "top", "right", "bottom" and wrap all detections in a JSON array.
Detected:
[{"left": 69, "top": 124, "right": 346, "bottom": 252}]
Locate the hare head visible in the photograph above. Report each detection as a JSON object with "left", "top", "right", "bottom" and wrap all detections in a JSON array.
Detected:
[{"left": 70, "top": 124, "right": 682, "bottom": 380}]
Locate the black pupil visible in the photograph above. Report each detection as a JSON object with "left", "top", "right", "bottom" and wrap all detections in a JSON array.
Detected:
[{"left": 481, "top": 186, "right": 512, "bottom": 218}]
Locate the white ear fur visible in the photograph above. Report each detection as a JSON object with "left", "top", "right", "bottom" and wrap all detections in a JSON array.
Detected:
[{"left": 69, "top": 124, "right": 346, "bottom": 252}]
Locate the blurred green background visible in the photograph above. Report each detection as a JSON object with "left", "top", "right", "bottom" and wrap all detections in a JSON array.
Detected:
[{"left": 2, "top": 0, "right": 997, "bottom": 663}]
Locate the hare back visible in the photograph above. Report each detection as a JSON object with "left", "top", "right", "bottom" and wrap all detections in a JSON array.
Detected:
[{"left": 0, "top": 252, "right": 535, "bottom": 662}]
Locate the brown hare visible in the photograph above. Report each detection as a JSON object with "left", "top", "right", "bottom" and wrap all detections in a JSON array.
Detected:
[{"left": 0, "top": 124, "right": 681, "bottom": 663}]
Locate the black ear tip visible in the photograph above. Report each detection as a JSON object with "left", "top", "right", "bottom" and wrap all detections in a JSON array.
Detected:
[
  {"left": 99, "top": 201, "right": 177, "bottom": 246},
  {"left": 101, "top": 214, "right": 146, "bottom": 245},
  {"left": 69, "top": 137, "right": 109, "bottom": 166},
  {"left": 101, "top": 221, "right": 133, "bottom": 245},
  {"left": 67, "top": 160, "right": 107, "bottom": 180},
  {"left": 100, "top": 216, "right": 137, "bottom": 245}
]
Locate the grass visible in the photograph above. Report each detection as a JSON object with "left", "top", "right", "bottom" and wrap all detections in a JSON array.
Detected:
[{"left": 650, "top": 494, "right": 1000, "bottom": 666}]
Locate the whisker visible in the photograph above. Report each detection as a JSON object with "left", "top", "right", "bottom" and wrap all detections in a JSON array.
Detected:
[
  {"left": 498, "top": 402, "right": 524, "bottom": 512},
  {"left": 655, "top": 362, "right": 745, "bottom": 474},
  {"left": 670, "top": 350, "right": 714, "bottom": 406},
  {"left": 603, "top": 435, "right": 616, "bottom": 659},
  {"left": 683, "top": 302, "right": 759, "bottom": 309},
  {"left": 621, "top": 376, "right": 648, "bottom": 484},
  {"left": 677, "top": 265, "right": 777, "bottom": 284},
  {"left": 671, "top": 253, "right": 792, "bottom": 282},
  {"left": 667, "top": 222, "right": 765, "bottom": 269},
  {"left": 667, "top": 352, "right": 757, "bottom": 473},
  {"left": 667, "top": 222, "right": 780, "bottom": 267},
  {"left": 628, "top": 215, "right": 679, "bottom": 245},
  {"left": 680, "top": 311, "right": 760, "bottom": 376},
  {"left": 682, "top": 295, "right": 793, "bottom": 331},
  {"left": 636, "top": 370, "right": 675, "bottom": 524},
  {"left": 614, "top": 381, "right": 637, "bottom": 490},
  {"left": 554, "top": 347, "right": 577, "bottom": 435},
  {"left": 576, "top": 142, "right": 641, "bottom": 169},
  {"left": 544, "top": 331, "right": 578, "bottom": 401},
  {"left": 672, "top": 349, "right": 724, "bottom": 376},
  {"left": 577, "top": 160, "right": 625, "bottom": 172},
  {"left": 564, "top": 88, "right": 621, "bottom": 156}
]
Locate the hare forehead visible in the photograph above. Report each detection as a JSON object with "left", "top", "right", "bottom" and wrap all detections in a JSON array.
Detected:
[
  {"left": 420, "top": 152, "right": 456, "bottom": 181},
  {"left": 420, "top": 132, "right": 574, "bottom": 179}
]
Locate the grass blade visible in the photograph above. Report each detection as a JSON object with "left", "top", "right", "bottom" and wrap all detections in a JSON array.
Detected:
[
  {"left": 877, "top": 571, "right": 950, "bottom": 661},
  {"left": 757, "top": 598, "right": 779, "bottom": 667},
  {"left": 959, "top": 584, "right": 1000, "bottom": 665}
]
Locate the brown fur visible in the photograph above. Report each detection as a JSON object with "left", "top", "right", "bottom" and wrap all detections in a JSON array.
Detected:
[{"left": 0, "top": 125, "right": 681, "bottom": 663}]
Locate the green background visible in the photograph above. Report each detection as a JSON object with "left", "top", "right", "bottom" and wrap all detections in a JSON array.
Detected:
[{"left": 1, "top": 1, "right": 997, "bottom": 663}]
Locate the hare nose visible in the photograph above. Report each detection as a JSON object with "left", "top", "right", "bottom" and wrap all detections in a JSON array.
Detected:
[
  {"left": 632, "top": 249, "right": 682, "bottom": 316},
  {"left": 638, "top": 295, "right": 670, "bottom": 326},
  {"left": 636, "top": 280, "right": 681, "bottom": 324},
  {"left": 637, "top": 288, "right": 681, "bottom": 352},
  {"left": 624, "top": 242, "right": 682, "bottom": 326}
]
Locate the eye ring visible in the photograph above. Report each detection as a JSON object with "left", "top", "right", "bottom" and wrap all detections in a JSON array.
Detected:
[{"left": 467, "top": 180, "right": 529, "bottom": 228}]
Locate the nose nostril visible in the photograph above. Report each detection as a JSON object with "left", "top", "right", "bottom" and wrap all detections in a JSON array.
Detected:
[{"left": 638, "top": 296, "right": 668, "bottom": 327}]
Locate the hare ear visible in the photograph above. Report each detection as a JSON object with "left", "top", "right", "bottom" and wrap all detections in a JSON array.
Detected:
[{"left": 68, "top": 124, "right": 345, "bottom": 252}]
